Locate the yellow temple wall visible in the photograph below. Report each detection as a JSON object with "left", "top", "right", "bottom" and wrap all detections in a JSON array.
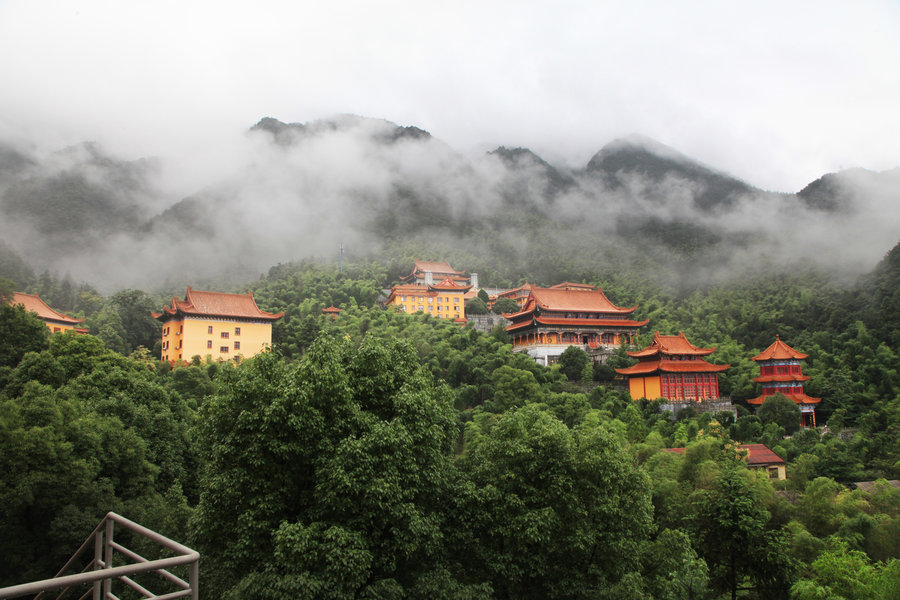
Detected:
[
  {"left": 628, "top": 376, "right": 661, "bottom": 400},
  {"left": 390, "top": 291, "right": 465, "bottom": 319},
  {"left": 161, "top": 318, "right": 272, "bottom": 363},
  {"left": 44, "top": 321, "right": 80, "bottom": 334}
]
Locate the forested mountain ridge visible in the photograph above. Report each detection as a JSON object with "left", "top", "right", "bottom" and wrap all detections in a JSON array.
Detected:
[{"left": 0, "top": 115, "right": 897, "bottom": 291}]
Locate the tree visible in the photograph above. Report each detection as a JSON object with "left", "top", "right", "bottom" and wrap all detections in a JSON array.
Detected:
[
  {"left": 0, "top": 303, "right": 49, "bottom": 369},
  {"left": 192, "top": 336, "right": 462, "bottom": 598},
  {"left": 492, "top": 297, "right": 519, "bottom": 314},
  {"left": 557, "top": 345, "right": 590, "bottom": 382},
  {"left": 758, "top": 393, "right": 802, "bottom": 436},
  {"left": 454, "top": 404, "right": 653, "bottom": 598},
  {"left": 691, "top": 462, "right": 796, "bottom": 600},
  {"left": 465, "top": 297, "right": 489, "bottom": 315}
]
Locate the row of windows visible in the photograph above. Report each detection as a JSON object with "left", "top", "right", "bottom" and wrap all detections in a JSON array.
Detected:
[
  {"left": 207, "top": 325, "right": 241, "bottom": 335},
  {"left": 760, "top": 365, "right": 801, "bottom": 375},
  {"left": 207, "top": 340, "right": 240, "bottom": 351},
  {"left": 399, "top": 296, "right": 461, "bottom": 303},
  {"left": 163, "top": 325, "right": 183, "bottom": 336}
]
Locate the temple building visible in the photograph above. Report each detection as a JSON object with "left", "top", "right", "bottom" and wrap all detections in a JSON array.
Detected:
[
  {"left": 616, "top": 331, "right": 729, "bottom": 401},
  {"left": 8, "top": 292, "right": 88, "bottom": 334},
  {"left": 385, "top": 277, "right": 471, "bottom": 322},
  {"left": 152, "top": 287, "right": 283, "bottom": 363},
  {"left": 401, "top": 260, "right": 478, "bottom": 289},
  {"left": 504, "top": 284, "right": 648, "bottom": 365},
  {"left": 488, "top": 282, "right": 535, "bottom": 310},
  {"left": 748, "top": 336, "right": 820, "bottom": 428}
]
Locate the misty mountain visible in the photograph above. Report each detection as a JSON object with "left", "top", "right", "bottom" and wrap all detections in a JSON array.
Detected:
[
  {"left": 584, "top": 135, "right": 759, "bottom": 212},
  {"left": 0, "top": 116, "right": 897, "bottom": 291},
  {"left": 798, "top": 167, "right": 900, "bottom": 213}
]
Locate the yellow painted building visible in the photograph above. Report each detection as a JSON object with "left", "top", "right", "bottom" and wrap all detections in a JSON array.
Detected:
[
  {"left": 385, "top": 279, "right": 470, "bottom": 322},
  {"left": 152, "top": 287, "right": 283, "bottom": 363},
  {"left": 8, "top": 292, "right": 88, "bottom": 334}
]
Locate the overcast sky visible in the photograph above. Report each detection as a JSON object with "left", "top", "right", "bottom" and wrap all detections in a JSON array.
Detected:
[{"left": 1, "top": 0, "right": 898, "bottom": 192}]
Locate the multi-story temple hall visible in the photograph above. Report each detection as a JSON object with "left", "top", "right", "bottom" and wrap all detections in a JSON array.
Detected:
[
  {"left": 504, "top": 283, "right": 648, "bottom": 366},
  {"left": 152, "top": 287, "right": 283, "bottom": 364},
  {"left": 748, "top": 336, "right": 821, "bottom": 428},
  {"left": 615, "top": 331, "right": 730, "bottom": 402}
]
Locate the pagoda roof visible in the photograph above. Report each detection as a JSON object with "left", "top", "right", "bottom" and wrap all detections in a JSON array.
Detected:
[
  {"left": 506, "top": 315, "right": 649, "bottom": 332},
  {"left": 152, "top": 287, "right": 284, "bottom": 322},
  {"left": 491, "top": 282, "right": 535, "bottom": 300},
  {"left": 406, "top": 260, "right": 466, "bottom": 278},
  {"left": 754, "top": 374, "right": 811, "bottom": 383},
  {"left": 427, "top": 278, "right": 472, "bottom": 292},
  {"left": 504, "top": 286, "right": 637, "bottom": 318},
  {"left": 10, "top": 292, "right": 85, "bottom": 325},
  {"left": 747, "top": 391, "right": 821, "bottom": 406},
  {"left": 627, "top": 331, "right": 716, "bottom": 358},
  {"left": 615, "top": 359, "right": 729, "bottom": 376},
  {"left": 752, "top": 336, "right": 809, "bottom": 361},
  {"left": 322, "top": 306, "right": 342, "bottom": 314},
  {"left": 548, "top": 282, "right": 596, "bottom": 291},
  {"left": 739, "top": 444, "right": 785, "bottom": 467}
]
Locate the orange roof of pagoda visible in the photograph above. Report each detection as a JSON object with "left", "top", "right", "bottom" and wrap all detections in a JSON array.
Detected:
[
  {"left": 491, "top": 282, "right": 535, "bottom": 300},
  {"left": 152, "top": 287, "right": 284, "bottom": 322},
  {"left": 9, "top": 292, "right": 85, "bottom": 325},
  {"left": 754, "top": 374, "right": 811, "bottom": 383},
  {"left": 322, "top": 306, "right": 342, "bottom": 314},
  {"left": 504, "top": 286, "right": 637, "bottom": 318},
  {"left": 752, "top": 336, "right": 809, "bottom": 361},
  {"left": 627, "top": 331, "right": 716, "bottom": 358},
  {"left": 747, "top": 391, "right": 821, "bottom": 406}
]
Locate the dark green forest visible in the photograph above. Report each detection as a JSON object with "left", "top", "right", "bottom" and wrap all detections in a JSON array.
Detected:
[{"left": 3, "top": 236, "right": 900, "bottom": 599}]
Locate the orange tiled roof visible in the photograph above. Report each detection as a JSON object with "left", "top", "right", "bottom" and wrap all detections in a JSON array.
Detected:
[
  {"left": 507, "top": 287, "right": 637, "bottom": 316},
  {"left": 627, "top": 331, "right": 715, "bottom": 358},
  {"left": 752, "top": 336, "right": 809, "bottom": 361},
  {"left": 428, "top": 278, "right": 472, "bottom": 292},
  {"left": 411, "top": 260, "right": 465, "bottom": 275},
  {"left": 152, "top": 287, "right": 284, "bottom": 322},
  {"left": 548, "top": 282, "right": 596, "bottom": 291},
  {"left": 754, "top": 374, "right": 811, "bottom": 383},
  {"left": 322, "top": 306, "right": 342, "bottom": 314},
  {"left": 615, "top": 359, "right": 729, "bottom": 376},
  {"left": 505, "top": 316, "right": 649, "bottom": 332},
  {"left": 10, "top": 292, "right": 85, "bottom": 325},
  {"left": 747, "top": 391, "right": 821, "bottom": 406}
]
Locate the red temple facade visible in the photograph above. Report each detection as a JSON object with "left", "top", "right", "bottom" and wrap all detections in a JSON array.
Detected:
[
  {"left": 504, "top": 284, "right": 648, "bottom": 365},
  {"left": 748, "top": 336, "right": 820, "bottom": 428},
  {"left": 615, "top": 331, "right": 730, "bottom": 401}
]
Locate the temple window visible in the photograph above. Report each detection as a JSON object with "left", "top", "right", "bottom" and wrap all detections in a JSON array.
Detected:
[
  {"left": 235, "top": 327, "right": 241, "bottom": 335},
  {"left": 207, "top": 340, "right": 212, "bottom": 349},
  {"left": 208, "top": 325, "right": 213, "bottom": 334},
  {"left": 221, "top": 332, "right": 230, "bottom": 339},
  {"left": 220, "top": 346, "right": 229, "bottom": 353},
  {"left": 235, "top": 341, "right": 241, "bottom": 350}
]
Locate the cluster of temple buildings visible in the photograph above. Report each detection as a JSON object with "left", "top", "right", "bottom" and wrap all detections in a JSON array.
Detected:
[
  {"left": 382, "top": 260, "right": 820, "bottom": 427},
  {"left": 6, "top": 258, "right": 821, "bottom": 427}
]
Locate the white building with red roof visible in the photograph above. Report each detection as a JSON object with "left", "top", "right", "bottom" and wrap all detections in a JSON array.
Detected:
[
  {"left": 504, "top": 284, "right": 648, "bottom": 365},
  {"left": 151, "top": 287, "right": 283, "bottom": 363}
]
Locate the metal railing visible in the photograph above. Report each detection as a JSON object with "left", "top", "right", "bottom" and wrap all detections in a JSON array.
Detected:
[{"left": 0, "top": 512, "right": 199, "bottom": 600}]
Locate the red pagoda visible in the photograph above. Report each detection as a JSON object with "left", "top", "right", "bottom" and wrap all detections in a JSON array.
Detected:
[
  {"left": 504, "top": 284, "right": 648, "bottom": 366},
  {"left": 748, "top": 336, "right": 820, "bottom": 428},
  {"left": 615, "top": 331, "right": 730, "bottom": 401}
]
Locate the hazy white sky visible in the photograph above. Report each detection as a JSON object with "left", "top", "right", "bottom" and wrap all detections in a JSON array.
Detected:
[{"left": 1, "top": 0, "right": 898, "bottom": 192}]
